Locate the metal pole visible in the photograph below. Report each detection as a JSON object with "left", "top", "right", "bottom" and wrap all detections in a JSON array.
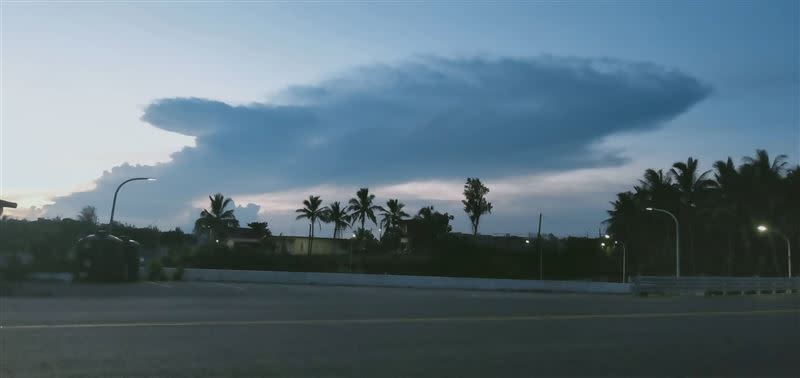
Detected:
[
  {"left": 779, "top": 233, "right": 792, "bottom": 278},
  {"left": 537, "top": 213, "right": 543, "bottom": 280},
  {"left": 622, "top": 243, "right": 627, "bottom": 283},
  {"left": 108, "top": 177, "right": 154, "bottom": 235},
  {"left": 648, "top": 208, "right": 680, "bottom": 277}
]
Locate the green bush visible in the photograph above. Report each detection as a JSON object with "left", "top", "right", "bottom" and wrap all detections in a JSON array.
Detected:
[
  {"left": 171, "top": 265, "right": 185, "bottom": 281},
  {"left": 1, "top": 254, "right": 28, "bottom": 281},
  {"left": 148, "top": 260, "right": 166, "bottom": 281}
]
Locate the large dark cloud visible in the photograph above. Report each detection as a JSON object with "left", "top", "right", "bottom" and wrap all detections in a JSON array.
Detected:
[{"left": 44, "top": 56, "right": 709, "bottom": 231}]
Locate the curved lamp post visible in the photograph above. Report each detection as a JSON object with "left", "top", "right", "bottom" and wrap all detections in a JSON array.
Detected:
[
  {"left": 646, "top": 207, "right": 680, "bottom": 277},
  {"left": 108, "top": 177, "right": 156, "bottom": 235},
  {"left": 757, "top": 225, "right": 792, "bottom": 277}
]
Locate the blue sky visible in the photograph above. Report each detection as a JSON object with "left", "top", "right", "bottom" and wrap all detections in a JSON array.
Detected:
[{"left": 2, "top": 1, "right": 798, "bottom": 237}]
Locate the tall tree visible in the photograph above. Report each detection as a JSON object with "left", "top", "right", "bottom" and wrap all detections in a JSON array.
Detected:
[
  {"left": 669, "top": 157, "right": 714, "bottom": 273},
  {"left": 670, "top": 157, "right": 713, "bottom": 206},
  {"left": 321, "top": 201, "right": 351, "bottom": 239},
  {"left": 247, "top": 221, "right": 272, "bottom": 240},
  {"left": 348, "top": 188, "right": 381, "bottom": 231},
  {"left": 711, "top": 157, "right": 744, "bottom": 274},
  {"left": 77, "top": 206, "right": 98, "bottom": 225},
  {"left": 296, "top": 195, "right": 324, "bottom": 255},
  {"left": 414, "top": 206, "right": 454, "bottom": 248},
  {"left": 194, "top": 193, "right": 239, "bottom": 241},
  {"left": 740, "top": 150, "right": 789, "bottom": 272},
  {"left": 379, "top": 199, "right": 409, "bottom": 231},
  {"left": 462, "top": 178, "right": 492, "bottom": 236},
  {"left": 606, "top": 150, "right": 796, "bottom": 277}
]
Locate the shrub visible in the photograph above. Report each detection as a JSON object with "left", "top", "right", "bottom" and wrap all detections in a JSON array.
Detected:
[
  {"left": 148, "top": 260, "right": 166, "bottom": 281},
  {"left": 1, "top": 254, "right": 28, "bottom": 281},
  {"left": 171, "top": 265, "right": 185, "bottom": 281}
]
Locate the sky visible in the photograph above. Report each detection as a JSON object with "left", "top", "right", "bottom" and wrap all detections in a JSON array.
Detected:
[{"left": 2, "top": 1, "right": 798, "bottom": 237}]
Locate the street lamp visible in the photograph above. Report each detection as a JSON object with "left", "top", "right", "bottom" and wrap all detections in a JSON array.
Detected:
[
  {"left": 645, "top": 207, "right": 680, "bottom": 277},
  {"left": 757, "top": 225, "right": 792, "bottom": 277},
  {"left": 108, "top": 177, "right": 156, "bottom": 235}
]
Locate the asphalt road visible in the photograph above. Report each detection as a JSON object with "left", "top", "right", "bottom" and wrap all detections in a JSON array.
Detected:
[{"left": 1, "top": 281, "right": 799, "bottom": 377}]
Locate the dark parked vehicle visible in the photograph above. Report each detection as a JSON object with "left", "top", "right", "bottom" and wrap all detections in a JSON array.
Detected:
[{"left": 74, "top": 231, "right": 140, "bottom": 282}]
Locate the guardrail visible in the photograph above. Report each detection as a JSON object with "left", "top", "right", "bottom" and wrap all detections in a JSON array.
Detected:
[
  {"left": 165, "top": 268, "right": 632, "bottom": 294},
  {"left": 631, "top": 276, "right": 800, "bottom": 296}
]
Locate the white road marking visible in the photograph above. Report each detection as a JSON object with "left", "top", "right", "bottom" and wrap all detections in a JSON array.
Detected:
[
  {"left": 146, "top": 281, "right": 172, "bottom": 288},
  {"left": 208, "top": 282, "right": 245, "bottom": 291},
  {"left": 2, "top": 308, "right": 797, "bottom": 331}
]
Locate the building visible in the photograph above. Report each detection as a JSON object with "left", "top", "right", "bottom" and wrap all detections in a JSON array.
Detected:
[
  {"left": 0, "top": 199, "right": 17, "bottom": 216},
  {"left": 273, "top": 236, "right": 351, "bottom": 255},
  {"left": 219, "top": 228, "right": 351, "bottom": 256},
  {"left": 222, "top": 228, "right": 265, "bottom": 248},
  {"left": 451, "top": 232, "right": 532, "bottom": 252}
]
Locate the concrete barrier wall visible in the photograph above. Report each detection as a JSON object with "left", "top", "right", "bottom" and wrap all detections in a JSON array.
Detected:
[{"left": 166, "top": 268, "right": 631, "bottom": 294}]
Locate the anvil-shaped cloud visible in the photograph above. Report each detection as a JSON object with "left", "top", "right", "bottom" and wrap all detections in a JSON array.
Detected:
[{"left": 43, "top": 56, "right": 709, "bottom": 234}]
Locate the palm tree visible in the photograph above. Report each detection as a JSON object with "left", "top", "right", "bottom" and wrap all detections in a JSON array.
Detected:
[
  {"left": 742, "top": 149, "right": 788, "bottom": 179},
  {"left": 740, "top": 150, "right": 789, "bottom": 273},
  {"left": 637, "top": 169, "right": 677, "bottom": 204},
  {"left": 296, "top": 195, "right": 324, "bottom": 255},
  {"left": 379, "top": 199, "right": 409, "bottom": 231},
  {"left": 670, "top": 157, "right": 713, "bottom": 206},
  {"left": 711, "top": 157, "right": 744, "bottom": 274},
  {"left": 605, "top": 191, "right": 638, "bottom": 243},
  {"left": 321, "top": 201, "right": 350, "bottom": 239},
  {"left": 669, "top": 157, "right": 714, "bottom": 273},
  {"left": 348, "top": 188, "right": 381, "bottom": 231},
  {"left": 194, "top": 193, "right": 240, "bottom": 242}
]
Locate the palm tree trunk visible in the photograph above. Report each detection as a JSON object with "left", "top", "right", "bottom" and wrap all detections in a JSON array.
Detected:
[
  {"left": 770, "top": 241, "right": 780, "bottom": 274},
  {"left": 727, "top": 231, "right": 735, "bottom": 275}
]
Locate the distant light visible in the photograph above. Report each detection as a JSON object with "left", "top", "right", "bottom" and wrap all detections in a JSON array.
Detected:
[
  {"left": 147, "top": 178, "right": 157, "bottom": 181},
  {"left": 525, "top": 240, "right": 530, "bottom": 244},
  {"left": 757, "top": 225, "right": 768, "bottom": 233},
  {"left": 352, "top": 233, "right": 356, "bottom": 238},
  {"left": 604, "top": 234, "right": 611, "bottom": 239},
  {"left": 600, "top": 242, "right": 606, "bottom": 247},
  {"left": 646, "top": 207, "right": 654, "bottom": 211},
  {"left": 215, "top": 239, "right": 219, "bottom": 243},
  {"left": 614, "top": 241, "right": 618, "bottom": 245}
]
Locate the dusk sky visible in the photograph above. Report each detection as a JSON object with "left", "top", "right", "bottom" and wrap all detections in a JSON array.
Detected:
[{"left": 2, "top": 1, "right": 798, "bottom": 237}]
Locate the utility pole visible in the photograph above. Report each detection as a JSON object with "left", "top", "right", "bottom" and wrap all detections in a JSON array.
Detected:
[{"left": 537, "top": 213, "right": 543, "bottom": 280}]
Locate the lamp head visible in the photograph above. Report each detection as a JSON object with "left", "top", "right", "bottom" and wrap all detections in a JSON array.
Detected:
[
  {"left": 645, "top": 207, "right": 654, "bottom": 211},
  {"left": 757, "top": 225, "right": 768, "bottom": 233}
]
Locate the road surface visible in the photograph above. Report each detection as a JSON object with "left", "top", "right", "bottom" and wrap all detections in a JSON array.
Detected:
[{"left": 1, "top": 281, "right": 799, "bottom": 377}]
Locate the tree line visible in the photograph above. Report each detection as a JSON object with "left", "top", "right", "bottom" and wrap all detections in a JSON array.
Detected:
[
  {"left": 605, "top": 150, "right": 799, "bottom": 277},
  {"left": 194, "top": 178, "right": 493, "bottom": 255}
]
